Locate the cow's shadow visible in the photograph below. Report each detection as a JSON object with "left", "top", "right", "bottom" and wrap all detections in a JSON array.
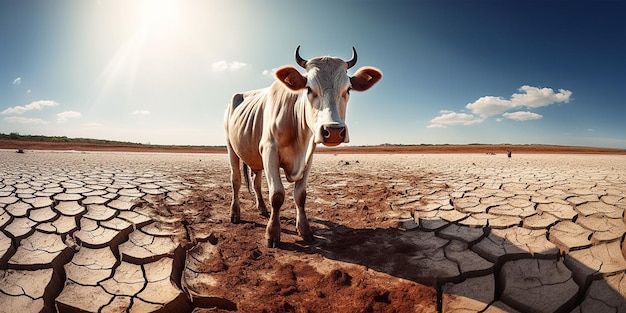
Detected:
[{"left": 279, "top": 217, "right": 626, "bottom": 313}]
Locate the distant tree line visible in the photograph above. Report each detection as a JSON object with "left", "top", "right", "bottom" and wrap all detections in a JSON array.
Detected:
[
  {"left": 0, "top": 132, "right": 226, "bottom": 149},
  {"left": 0, "top": 132, "right": 138, "bottom": 145}
]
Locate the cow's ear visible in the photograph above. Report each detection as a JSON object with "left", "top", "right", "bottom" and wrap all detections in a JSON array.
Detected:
[
  {"left": 276, "top": 66, "right": 307, "bottom": 91},
  {"left": 350, "top": 67, "right": 382, "bottom": 92}
]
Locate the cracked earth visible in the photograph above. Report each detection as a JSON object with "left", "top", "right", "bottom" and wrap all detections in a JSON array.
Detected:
[{"left": 0, "top": 150, "right": 624, "bottom": 312}]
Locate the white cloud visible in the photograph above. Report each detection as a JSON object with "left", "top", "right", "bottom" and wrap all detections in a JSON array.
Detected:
[
  {"left": 429, "top": 85, "right": 572, "bottom": 128},
  {"left": 466, "top": 96, "right": 515, "bottom": 118},
  {"left": 4, "top": 116, "right": 48, "bottom": 124},
  {"left": 56, "top": 111, "right": 82, "bottom": 123},
  {"left": 262, "top": 68, "right": 278, "bottom": 78},
  {"left": 466, "top": 85, "right": 572, "bottom": 117},
  {"left": 1, "top": 100, "right": 59, "bottom": 115},
  {"left": 229, "top": 61, "right": 247, "bottom": 71},
  {"left": 13, "top": 77, "right": 21, "bottom": 85},
  {"left": 502, "top": 111, "right": 542, "bottom": 121},
  {"left": 132, "top": 110, "right": 151, "bottom": 115},
  {"left": 427, "top": 110, "right": 483, "bottom": 128},
  {"left": 26, "top": 89, "right": 31, "bottom": 94},
  {"left": 212, "top": 61, "right": 228, "bottom": 72},
  {"left": 511, "top": 85, "right": 572, "bottom": 108},
  {"left": 212, "top": 60, "right": 247, "bottom": 72}
]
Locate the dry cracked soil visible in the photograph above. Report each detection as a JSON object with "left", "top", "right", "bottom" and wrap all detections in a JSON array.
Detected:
[{"left": 0, "top": 149, "right": 625, "bottom": 312}]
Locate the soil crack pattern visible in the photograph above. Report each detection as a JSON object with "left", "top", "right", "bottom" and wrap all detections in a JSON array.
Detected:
[{"left": 1, "top": 151, "right": 625, "bottom": 312}]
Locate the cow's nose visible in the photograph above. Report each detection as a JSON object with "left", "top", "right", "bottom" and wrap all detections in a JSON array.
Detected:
[{"left": 321, "top": 125, "right": 346, "bottom": 146}]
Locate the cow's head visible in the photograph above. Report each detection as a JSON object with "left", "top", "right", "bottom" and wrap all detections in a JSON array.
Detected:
[{"left": 275, "top": 46, "right": 382, "bottom": 147}]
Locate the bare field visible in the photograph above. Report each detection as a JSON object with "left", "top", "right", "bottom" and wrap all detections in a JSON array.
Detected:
[
  {"left": 1, "top": 139, "right": 626, "bottom": 155},
  {"left": 0, "top": 151, "right": 625, "bottom": 312}
]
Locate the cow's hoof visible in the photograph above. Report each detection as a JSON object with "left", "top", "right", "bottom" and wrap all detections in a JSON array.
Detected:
[
  {"left": 257, "top": 205, "right": 268, "bottom": 217},
  {"left": 267, "top": 238, "right": 280, "bottom": 248},
  {"left": 297, "top": 225, "right": 314, "bottom": 243},
  {"left": 230, "top": 215, "right": 240, "bottom": 224},
  {"left": 301, "top": 232, "right": 315, "bottom": 243}
]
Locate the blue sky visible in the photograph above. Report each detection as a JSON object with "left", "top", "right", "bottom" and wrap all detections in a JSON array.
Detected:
[{"left": 1, "top": 0, "right": 625, "bottom": 148}]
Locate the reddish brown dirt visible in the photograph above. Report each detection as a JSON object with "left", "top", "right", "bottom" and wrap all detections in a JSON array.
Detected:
[
  {"left": 143, "top": 169, "right": 437, "bottom": 312},
  {"left": 2, "top": 139, "right": 625, "bottom": 154},
  {"left": 186, "top": 223, "right": 436, "bottom": 313}
]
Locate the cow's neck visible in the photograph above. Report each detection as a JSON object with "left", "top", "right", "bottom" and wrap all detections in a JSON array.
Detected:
[
  {"left": 278, "top": 92, "right": 316, "bottom": 182},
  {"left": 293, "top": 91, "right": 317, "bottom": 154}
]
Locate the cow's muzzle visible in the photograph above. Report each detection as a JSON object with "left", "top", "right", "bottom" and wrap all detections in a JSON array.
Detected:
[{"left": 321, "top": 124, "right": 347, "bottom": 147}]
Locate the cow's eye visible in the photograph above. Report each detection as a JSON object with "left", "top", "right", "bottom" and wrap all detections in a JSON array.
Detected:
[
  {"left": 347, "top": 87, "right": 352, "bottom": 95},
  {"left": 307, "top": 87, "right": 313, "bottom": 94}
]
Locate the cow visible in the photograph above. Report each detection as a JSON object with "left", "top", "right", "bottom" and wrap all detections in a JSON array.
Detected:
[{"left": 224, "top": 46, "right": 382, "bottom": 247}]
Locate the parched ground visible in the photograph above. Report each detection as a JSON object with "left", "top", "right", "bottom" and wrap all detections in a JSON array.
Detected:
[
  {"left": 0, "top": 147, "right": 625, "bottom": 312},
  {"left": 2, "top": 139, "right": 626, "bottom": 155}
]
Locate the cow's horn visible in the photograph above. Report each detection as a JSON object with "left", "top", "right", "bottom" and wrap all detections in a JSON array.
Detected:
[
  {"left": 346, "top": 47, "right": 357, "bottom": 69},
  {"left": 295, "top": 46, "right": 308, "bottom": 68}
]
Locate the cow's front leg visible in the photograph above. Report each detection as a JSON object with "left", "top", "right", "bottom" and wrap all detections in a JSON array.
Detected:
[
  {"left": 294, "top": 174, "right": 314, "bottom": 243},
  {"left": 252, "top": 170, "right": 268, "bottom": 217},
  {"left": 227, "top": 144, "right": 241, "bottom": 224},
  {"left": 263, "top": 147, "right": 284, "bottom": 248}
]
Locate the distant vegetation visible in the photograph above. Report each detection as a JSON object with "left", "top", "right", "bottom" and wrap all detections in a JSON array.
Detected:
[
  {"left": 0, "top": 132, "right": 141, "bottom": 145},
  {"left": 0, "top": 132, "right": 226, "bottom": 148}
]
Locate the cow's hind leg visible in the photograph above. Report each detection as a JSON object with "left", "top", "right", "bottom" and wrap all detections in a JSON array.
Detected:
[
  {"left": 227, "top": 144, "right": 241, "bottom": 224},
  {"left": 294, "top": 175, "right": 314, "bottom": 243},
  {"left": 252, "top": 170, "right": 268, "bottom": 217}
]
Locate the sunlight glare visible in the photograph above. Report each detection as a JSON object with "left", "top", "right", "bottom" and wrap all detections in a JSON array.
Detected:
[
  {"left": 91, "top": 0, "right": 206, "bottom": 113},
  {"left": 139, "top": 0, "right": 180, "bottom": 33},
  {"left": 92, "top": 0, "right": 183, "bottom": 110}
]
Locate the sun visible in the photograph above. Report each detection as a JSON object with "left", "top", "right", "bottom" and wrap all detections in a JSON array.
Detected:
[
  {"left": 91, "top": 0, "right": 184, "bottom": 109},
  {"left": 138, "top": 0, "right": 180, "bottom": 34}
]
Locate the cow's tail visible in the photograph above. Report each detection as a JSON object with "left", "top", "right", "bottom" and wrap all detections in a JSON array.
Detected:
[{"left": 242, "top": 163, "right": 252, "bottom": 194}]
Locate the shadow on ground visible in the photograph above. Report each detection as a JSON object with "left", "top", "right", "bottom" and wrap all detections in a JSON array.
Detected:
[
  {"left": 283, "top": 217, "right": 626, "bottom": 312},
  {"left": 186, "top": 211, "right": 625, "bottom": 313}
]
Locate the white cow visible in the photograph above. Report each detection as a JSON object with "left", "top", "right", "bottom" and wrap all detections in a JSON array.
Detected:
[{"left": 224, "top": 46, "right": 382, "bottom": 247}]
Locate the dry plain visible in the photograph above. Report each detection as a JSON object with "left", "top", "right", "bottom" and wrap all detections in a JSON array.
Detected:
[{"left": 0, "top": 148, "right": 625, "bottom": 312}]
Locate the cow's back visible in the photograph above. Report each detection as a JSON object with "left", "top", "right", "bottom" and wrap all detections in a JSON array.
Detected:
[
  {"left": 225, "top": 82, "right": 307, "bottom": 175},
  {"left": 225, "top": 88, "right": 268, "bottom": 171}
]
